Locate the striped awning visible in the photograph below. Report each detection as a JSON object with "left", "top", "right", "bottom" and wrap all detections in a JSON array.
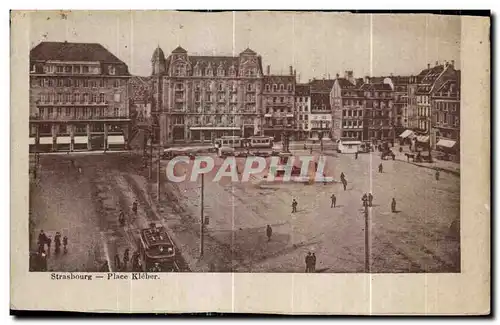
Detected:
[
  {"left": 437, "top": 139, "right": 457, "bottom": 148},
  {"left": 399, "top": 130, "right": 415, "bottom": 139},
  {"left": 39, "top": 137, "right": 53, "bottom": 145},
  {"left": 416, "top": 135, "right": 429, "bottom": 143},
  {"left": 74, "top": 136, "right": 88, "bottom": 144},
  {"left": 56, "top": 136, "right": 71, "bottom": 144},
  {"left": 108, "top": 135, "right": 125, "bottom": 145}
]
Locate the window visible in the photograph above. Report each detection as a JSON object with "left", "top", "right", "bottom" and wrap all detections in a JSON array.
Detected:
[
  {"left": 217, "top": 67, "right": 225, "bottom": 77},
  {"left": 83, "top": 79, "right": 89, "bottom": 88},
  {"left": 74, "top": 66, "right": 80, "bottom": 74},
  {"left": 174, "top": 65, "right": 184, "bottom": 76},
  {"left": 272, "top": 84, "right": 277, "bottom": 92},
  {"left": 205, "top": 68, "right": 213, "bottom": 76},
  {"left": 114, "top": 93, "right": 121, "bottom": 102},
  {"left": 82, "top": 66, "right": 89, "bottom": 74},
  {"left": 280, "top": 84, "right": 284, "bottom": 91},
  {"left": 265, "top": 84, "right": 270, "bottom": 92},
  {"left": 194, "top": 67, "right": 202, "bottom": 77},
  {"left": 83, "top": 93, "right": 90, "bottom": 102},
  {"left": 99, "top": 93, "right": 105, "bottom": 103},
  {"left": 57, "top": 79, "right": 64, "bottom": 87},
  {"left": 114, "top": 108, "right": 119, "bottom": 116},
  {"left": 65, "top": 107, "right": 71, "bottom": 116},
  {"left": 56, "top": 107, "right": 62, "bottom": 116},
  {"left": 64, "top": 66, "right": 71, "bottom": 73},
  {"left": 91, "top": 94, "right": 97, "bottom": 103},
  {"left": 287, "top": 84, "right": 292, "bottom": 92},
  {"left": 56, "top": 66, "right": 64, "bottom": 73},
  {"left": 113, "top": 80, "right": 120, "bottom": 88},
  {"left": 229, "top": 66, "right": 236, "bottom": 77},
  {"left": 108, "top": 66, "right": 116, "bottom": 75},
  {"left": 454, "top": 116, "right": 459, "bottom": 126},
  {"left": 75, "top": 93, "right": 80, "bottom": 103},
  {"left": 218, "top": 83, "right": 224, "bottom": 91},
  {"left": 39, "top": 108, "right": 45, "bottom": 117},
  {"left": 247, "top": 83, "right": 253, "bottom": 91}
]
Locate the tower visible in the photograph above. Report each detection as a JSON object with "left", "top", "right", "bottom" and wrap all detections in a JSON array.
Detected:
[{"left": 151, "top": 46, "right": 166, "bottom": 75}]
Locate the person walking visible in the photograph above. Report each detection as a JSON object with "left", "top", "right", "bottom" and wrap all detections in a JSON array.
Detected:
[
  {"left": 342, "top": 178, "right": 347, "bottom": 191},
  {"left": 123, "top": 249, "right": 130, "bottom": 271},
  {"left": 355, "top": 151, "right": 358, "bottom": 160},
  {"left": 114, "top": 254, "right": 122, "bottom": 271},
  {"left": 292, "top": 199, "right": 298, "bottom": 213},
  {"left": 362, "top": 193, "right": 368, "bottom": 207},
  {"left": 435, "top": 169, "right": 440, "bottom": 181},
  {"left": 54, "top": 232, "right": 61, "bottom": 255},
  {"left": 46, "top": 235, "right": 52, "bottom": 255},
  {"left": 62, "top": 235, "right": 68, "bottom": 254},
  {"left": 37, "top": 230, "right": 48, "bottom": 253},
  {"left": 132, "top": 201, "right": 138, "bottom": 216},
  {"left": 311, "top": 253, "right": 317, "bottom": 272},
  {"left": 378, "top": 163, "right": 383, "bottom": 173},
  {"left": 391, "top": 198, "right": 397, "bottom": 213},
  {"left": 330, "top": 194, "right": 337, "bottom": 208},
  {"left": 305, "top": 252, "right": 312, "bottom": 273},
  {"left": 368, "top": 193, "right": 374, "bottom": 207},
  {"left": 118, "top": 210, "right": 125, "bottom": 227},
  {"left": 266, "top": 225, "right": 273, "bottom": 242},
  {"left": 100, "top": 261, "right": 109, "bottom": 272}
]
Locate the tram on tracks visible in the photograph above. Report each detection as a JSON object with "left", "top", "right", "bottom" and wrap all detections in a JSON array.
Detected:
[{"left": 138, "top": 223, "right": 177, "bottom": 272}]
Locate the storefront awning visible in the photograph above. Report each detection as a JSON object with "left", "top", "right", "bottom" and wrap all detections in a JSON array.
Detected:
[
  {"left": 399, "top": 130, "right": 415, "bottom": 139},
  {"left": 190, "top": 127, "right": 240, "bottom": 131},
  {"left": 29, "top": 138, "right": 36, "bottom": 145},
  {"left": 56, "top": 136, "right": 71, "bottom": 144},
  {"left": 74, "top": 136, "right": 88, "bottom": 144},
  {"left": 416, "top": 135, "right": 429, "bottom": 143},
  {"left": 39, "top": 137, "right": 53, "bottom": 145},
  {"left": 437, "top": 139, "right": 457, "bottom": 148},
  {"left": 108, "top": 135, "right": 125, "bottom": 145}
]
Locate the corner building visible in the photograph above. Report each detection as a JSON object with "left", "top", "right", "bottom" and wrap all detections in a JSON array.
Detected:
[
  {"left": 150, "top": 46, "right": 264, "bottom": 145},
  {"left": 29, "top": 41, "right": 131, "bottom": 152}
]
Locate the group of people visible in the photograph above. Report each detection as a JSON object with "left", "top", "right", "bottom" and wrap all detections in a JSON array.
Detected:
[
  {"left": 114, "top": 248, "right": 143, "bottom": 272},
  {"left": 118, "top": 201, "right": 139, "bottom": 227},
  {"left": 37, "top": 230, "right": 68, "bottom": 255},
  {"left": 305, "top": 252, "right": 317, "bottom": 273}
]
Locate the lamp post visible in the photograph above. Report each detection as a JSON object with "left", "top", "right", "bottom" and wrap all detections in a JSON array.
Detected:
[
  {"left": 362, "top": 196, "right": 370, "bottom": 273},
  {"left": 200, "top": 162, "right": 206, "bottom": 257}
]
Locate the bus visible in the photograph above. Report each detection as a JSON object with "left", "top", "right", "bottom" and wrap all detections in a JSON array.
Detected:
[
  {"left": 247, "top": 136, "right": 273, "bottom": 148},
  {"left": 214, "top": 136, "right": 243, "bottom": 149},
  {"left": 138, "top": 223, "right": 176, "bottom": 272}
]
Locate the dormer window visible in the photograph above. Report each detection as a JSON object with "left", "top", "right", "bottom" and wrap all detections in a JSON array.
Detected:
[
  {"left": 265, "top": 84, "right": 270, "bottom": 92},
  {"left": 272, "top": 84, "right": 277, "bottom": 92},
  {"left": 287, "top": 84, "right": 292, "bottom": 92},
  {"left": 174, "top": 64, "right": 185, "bottom": 77},
  {"left": 217, "top": 66, "right": 225, "bottom": 77},
  {"left": 229, "top": 66, "right": 236, "bottom": 77},
  {"left": 108, "top": 66, "right": 116, "bottom": 75},
  {"left": 280, "top": 84, "right": 284, "bottom": 91},
  {"left": 247, "top": 83, "right": 253, "bottom": 91},
  {"left": 218, "top": 83, "right": 224, "bottom": 91},
  {"left": 205, "top": 66, "right": 213, "bottom": 76}
]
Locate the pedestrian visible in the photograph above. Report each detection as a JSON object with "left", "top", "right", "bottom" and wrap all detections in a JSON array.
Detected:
[
  {"left": 54, "top": 232, "right": 61, "bottom": 254},
  {"left": 311, "top": 253, "right": 317, "bottom": 272},
  {"left": 378, "top": 163, "right": 383, "bottom": 173},
  {"left": 435, "top": 170, "right": 440, "bottom": 181},
  {"left": 40, "top": 251, "right": 48, "bottom": 271},
  {"left": 340, "top": 172, "right": 345, "bottom": 181},
  {"left": 266, "top": 225, "right": 273, "bottom": 242},
  {"left": 292, "top": 199, "right": 298, "bottom": 213},
  {"left": 355, "top": 151, "right": 358, "bottom": 160},
  {"left": 368, "top": 193, "right": 373, "bottom": 207},
  {"left": 114, "top": 254, "right": 122, "bottom": 271},
  {"left": 132, "top": 200, "right": 138, "bottom": 215},
  {"left": 118, "top": 210, "right": 125, "bottom": 227},
  {"left": 37, "top": 230, "right": 47, "bottom": 252},
  {"left": 342, "top": 178, "right": 347, "bottom": 191},
  {"left": 100, "top": 261, "right": 110, "bottom": 272},
  {"left": 391, "top": 198, "right": 397, "bottom": 213},
  {"left": 330, "top": 194, "right": 336, "bottom": 208},
  {"left": 305, "top": 252, "right": 312, "bottom": 273},
  {"left": 303, "top": 143, "right": 307, "bottom": 150},
  {"left": 123, "top": 249, "right": 130, "bottom": 270},
  {"left": 399, "top": 147, "right": 403, "bottom": 153},
  {"left": 309, "top": 147, "right": 313, "bottom": 154},
  {"left": 362, "top": 193, "right": 368, "bottom": 207},
  {"left": 62, "top": 235, "right": 68, "bottom": 254},
  {"left": 323, "top": 172, "right": 327, "bottom": 185}
]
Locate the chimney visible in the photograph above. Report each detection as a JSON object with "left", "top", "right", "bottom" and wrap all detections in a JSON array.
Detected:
[
  {"left": 435, "top": 61, "right": 439, "bottom": 66},
  {"left": 451, "top": 60, "right": 455, "bottom": 67},
  {"left": 335, "top": 73, "right": 339, "bottom": 79},
  {"left": 267, "top": 65, "right": 270, "bottom": 75},
  {"left": 293, "top": 69, "right": 296, "bottom": 76},
  {"left": 427, "top": 63, "right": 430, "bottom": 69},
  {"left": 328, "top": 73, "right": 331, "bottom": 79},
  {"left": 345, "top": 70, "right": 354, "bottom": 84},
  {"left": 289, "top": 65, "right": 293, "bottom": 75},
  {"left": 364, "top": 75, "right": 370, "bottom": 84}
]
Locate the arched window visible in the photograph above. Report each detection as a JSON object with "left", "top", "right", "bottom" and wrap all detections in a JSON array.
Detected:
[
  {"left": 280, "top": 84, "right": 285, "bottom": 91},
  {"left": 229, "top": 66, "right": 236, "bottom": 77},
  {"left": 217, "top": 66, "right": 225, "bottom": 77},
  {"left": 272, "top": 84, "right": 278, "bottom": 92},
  {"left": 247, "top": 83, "right": 253, "bottom": 91}
]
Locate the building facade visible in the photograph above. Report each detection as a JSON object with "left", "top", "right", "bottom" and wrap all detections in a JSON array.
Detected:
[
  {"left": 361, "top": 78, "right": 394, "bottom": 142},
  {"left": 29, "top": 41, "right": 131, "bottom": 151},
  {"left": 150, "top": 46, "right": 264, "bottom": 145},
  {"left": 295, "top": 84, "right": 311, "bottom": 140},
  {"left": 310, "top": 78, "right": 335, "bottom": 140},
  {"left": 331, "top": 73, "right": 364, "bottom": 141},
  {"left": 262, "top": 67, "right": 296, "bottom": 140}
]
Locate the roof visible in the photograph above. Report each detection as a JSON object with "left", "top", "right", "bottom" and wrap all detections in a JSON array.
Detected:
[
  {"left": 310, "top": 79, "right": 335, "bottom": 92},
  {"left": 141, "top": 226, "right": 174, "bottom": 248},
  {"left": 295, "top": 84, "right": 310, "bottom": 96},
  {"left": 240, "top": 48, "right": 257, "bottom": 55},
  {"left": 336, "top": 78, "right": 357, "bottom": 90},
  {"left": 433, "top": 79, "right": 460, "bottom": 98},
  {"left": 152, "top": 46, "right": 166, "bottom": 62},
  {"left": 263, "top": 75, "right": 295, "bottom": 85},
  {"left": 360, "top": 83, "right": 392, "bottom": 91},
  {"left": 30, "top": 41, "right": 124, "bottom": 64},
  {"left": 418, "top": 65, "right": 445, "bottom": 84},
  {"left": 172, "top": 46, "right": 188, "bottom": 54},
  {"left": 188, "top": 56, "right": 240, "bottom": 72}
]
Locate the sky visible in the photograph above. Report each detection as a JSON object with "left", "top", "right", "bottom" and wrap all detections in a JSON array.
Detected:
[{"left": 28, "top": 11, "right": 461, "bottom": 81}]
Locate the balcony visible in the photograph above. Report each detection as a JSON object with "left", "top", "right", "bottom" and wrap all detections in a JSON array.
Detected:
[
  {"left": 262, "top": 124, "right": 295, "bottom": 130},
  {"left": 30, "top": 114, "right": 130, "bottom": 122},
  {"left": 37, "top": 100, "right": 109, "bottom": 106}
]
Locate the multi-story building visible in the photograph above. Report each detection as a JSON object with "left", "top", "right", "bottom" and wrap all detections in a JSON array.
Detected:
[
  {"left": 29, "top": 41, "right": 131, "bottom": 151},
  {"left": 262, "top": 66, "right": 296, "bottom": 140},
  {"left": 295, "top": 84, "right": 311, "bottom": 139},
  {"left": 432, "top": 70, "right": 460, "bottom": 160},
  {"left": 414, "top": 60, "right": 459, "bottom": 149},
  {"left": 150, "top": 46, "right": 264, "bottom": 145},
  {"left": 360, "top": 78, "right": 394, "bottom": 142},
  {"left": 129, "top": 76, "right": 152, "bottom": 125},
  {"left": 310, "top": 78, "right": 335, "bottom": 140},
  {"left": 390, "top": 76, "right": 412, "bottom": 134},
  {"left": 331, "top": 72, "right": 364, "bottom": 141}
]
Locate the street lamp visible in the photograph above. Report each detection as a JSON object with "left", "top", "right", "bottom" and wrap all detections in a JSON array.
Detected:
[{"left": 362, "top": 196, "right": 370, "bottom": 273}]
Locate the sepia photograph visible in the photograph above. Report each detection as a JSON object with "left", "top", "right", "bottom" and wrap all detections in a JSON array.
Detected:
[
  {"left": 26, "top": 11, "right": 463, "bottom": 274},
  {"left": 10, "top": 9, "right": 490, "bottom": 314}
]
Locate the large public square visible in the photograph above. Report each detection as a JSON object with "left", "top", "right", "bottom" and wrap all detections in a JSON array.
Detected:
[{"left": 29, "top": 144, "right": 460, "bottom": 273}]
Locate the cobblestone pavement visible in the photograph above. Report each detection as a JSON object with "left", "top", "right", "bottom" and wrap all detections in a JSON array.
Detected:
[{"left": 30, "top": 151, "right": 460, "bottom": 273}]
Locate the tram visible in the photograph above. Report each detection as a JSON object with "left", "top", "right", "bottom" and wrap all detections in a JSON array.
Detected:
[{"left": 138, "top": 223, "right": 176, "bottom": 272}]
